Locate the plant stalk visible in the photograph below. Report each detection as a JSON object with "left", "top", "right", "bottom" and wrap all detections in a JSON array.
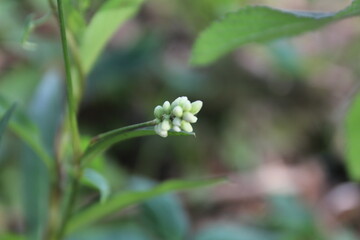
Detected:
[
  {"left": 53, "top": 0, "right": 83, "bottom": 239},
  {"left": 56, "top": 0, "right": 81, "bottom": 158}
]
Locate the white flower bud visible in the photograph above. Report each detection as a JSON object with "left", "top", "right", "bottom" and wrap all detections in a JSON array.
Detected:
[
  {"left": 172, "top": 106, "right": 183, "bottom": 118},
  {"left": 163, "top": 101, "right": 171, "bottom": 114},
  {"left": 181, "top": 120, "right": 193, "bottom": 132},
  {"left": 155, "top": 124, "right": 168, "bottom": 138},
  {"left": 159, "top": 131, "right": 168, "bottom": 137},
  {"left": 173, "top": 126, "right": 181, "bottom": 132},
  {"left": 179, "top": 97, "right": 191, "bottom": 111},
  {"left": 171, "top": 97, "right": 181, "bottom": 108},
  {"left": 172, "top": 117, "right": 182, "bottom": 127},
  {"left": 183, "top": 112, "right": 198, "bottom": 123},
  {"left": 161, "top": 119, "right": 171, "bottom": 131},
  {"left": 190, "top": 100, "right": 203, "bottom": 114},
  {"left": 154, "top": 105, "right": 163, "bottom": 118}
]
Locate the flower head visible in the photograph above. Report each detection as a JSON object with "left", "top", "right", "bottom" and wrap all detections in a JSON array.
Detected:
[{"left": 154, "top": 97, "right": 203, "bottom": 137}]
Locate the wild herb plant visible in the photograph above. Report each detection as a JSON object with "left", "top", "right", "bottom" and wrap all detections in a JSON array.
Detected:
[{"left": 1, "top": 0, "right": 360, "bottom": 239}]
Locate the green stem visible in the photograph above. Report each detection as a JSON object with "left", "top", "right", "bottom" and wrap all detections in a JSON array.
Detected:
[
  {"left": 56, "top": 167, "right": 82, "bottom": 240},
  {"left": 54, "top": 0, "right": 83, "bottom": 239},
  {"left": 56, "top": 0, "right": 81, "bottom": 158}
]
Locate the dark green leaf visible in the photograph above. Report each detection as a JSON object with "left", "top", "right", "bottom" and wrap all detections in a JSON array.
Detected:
[
  {"left": 81, "top": 122, "right": 195, "bottom": 165},
  {"left": 21, "top": 69, "right": 64, "bottom": 239},
  {"left": 194, "top": 224, "right": 273, "bottom": 240},
  {"left": 191, "top": 0, "right": 360, "bottom": 66},
  {"left": 130, "top": 177, "right": 189, "bottom": 240},
  {"left": 67, "top": 178, "right": 225, "bottom": 234},
  {"left": 0, "top": 103, "right": 16, "bottom": 144},
  {"left": 0, "top": 96, "right": 52, "bottom": 168},
  {"left": 67, "top": 224, "right": 154, "bottom": 240}
]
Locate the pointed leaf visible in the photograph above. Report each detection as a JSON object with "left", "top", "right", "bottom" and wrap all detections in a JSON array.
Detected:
[
  {"left": 67, "top": 177, "right": 226, "bottom": 234},
  {"left": 191, "top": 0, "right": 360, "bottom": 66},
  {"left": 81, "top": 122, "right": 195, "bottom": 165},
  {"left": 0, "top": 96, "right": 52, "bottom": 168},
  {"left": 83, "top": 168, "right": 111, "bottom": 203},
  {"left": 0, "top": 103, "right": 16, "bottom": 144},
  {"left": 81, "top": 0, "right": 146, "bottom": 74}
]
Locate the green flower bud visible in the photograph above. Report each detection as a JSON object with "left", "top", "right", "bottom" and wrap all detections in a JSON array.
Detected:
[
  {"left": 183, "top": 112, "right": 197, "bottom": 123},
  {"left": 154, "top": 105, "right": 163, "bottom": 118},
  {"left": 190, "top": 100, "right": 203, "bottom": 114},
  {"left": 161, "top": 119, "right": 171, "bottom": 131},
  {"left": 181, "top": 120, "right": 193, "bottom": 132},
  {"left": 163, "top": 101, "right": 171, "bottom": 114},
  {"left": 172, "top": 106, "right": 183, "bottom": 118}
]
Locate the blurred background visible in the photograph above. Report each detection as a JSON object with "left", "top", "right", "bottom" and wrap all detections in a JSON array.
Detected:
[{"left": 1, "top": 0, "right": 360, "bottom": 239}]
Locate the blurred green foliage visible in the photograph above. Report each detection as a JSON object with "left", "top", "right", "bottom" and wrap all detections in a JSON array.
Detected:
[{"left": 1, "top": 0, "right": 360, "bottom": 239}]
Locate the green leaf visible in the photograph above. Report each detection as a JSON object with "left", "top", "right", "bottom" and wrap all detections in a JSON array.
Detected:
[
  {"left": 83, "top": 168, "right": 111, "bottom": 203},
  {"left": 21, "top": 69, "right": 64, "bottom": 239},
  {"left": 191, "top": 0, "right": 360, "bottom": 66},
  {"left": 68, "top": 223, "right": 154, "bottom": 240},
  {"left": 345, "top": 92, "right": 360, "bottom": 180},
  {"left": 21, "top": 13, "right": 51, "bottom": 50},
  {"left": 0, "top": 103, "right": 16, "bottom": 144},
  {"left": 67, "top": 177, "right": 226, "bottom": 234},
  {"left": 194, "top": 224, "right": 273, "bottom": 240},
  {"left": 130, "top": 177, "right": 189, "bottom": 240},
  {"left": 81, "top": 0, "right": 146, "bottom": 74},
  {"left": 81, "top": 121, "right": 195, "bottom": 165},
  {"left": 0, "top": 96, "right": 53, "bottom": 168}
]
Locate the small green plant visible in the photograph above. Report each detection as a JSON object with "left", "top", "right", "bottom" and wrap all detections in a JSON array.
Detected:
[
  {"left": 1, "top": 0, "right": 360, "bottom": 239},
  {"left": 0, "top": 0, "right": 217, "bottom": 239}
]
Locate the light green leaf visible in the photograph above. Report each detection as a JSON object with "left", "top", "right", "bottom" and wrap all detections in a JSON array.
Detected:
[
  {"left": 83, "top": 168, "right": 111, "bottom": 203},
  {"left": 0, "top": 103, "right": 16, "bottom": 144},
  {"left": 21, "top": 13, "right": 51, "bottom": 50},
  {"left": 67, "top": 177, "right": 225, "bottom": 234},
  {"left": 346, "top": 92, "right": 360, "bottom": 180},
  {"left": 81, "top": 121, "right": 195, "bottom": 165},
  {"left": 191, "top": 0, "right": 360, "bottom": 66},
  {"left": 81, "top": 0, "right": 146, "bottom": 74},
  {"left": 0, "top": 96, "right": 52, "bottom": 168}
]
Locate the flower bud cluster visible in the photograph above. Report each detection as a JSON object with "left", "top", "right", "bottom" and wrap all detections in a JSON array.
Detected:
[{"left": 154, "top": 97, "right": 203, "bottom": 137}]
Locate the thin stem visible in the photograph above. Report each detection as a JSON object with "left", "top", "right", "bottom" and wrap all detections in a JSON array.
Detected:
[
  {"left": 56, "top": 167, "right": 82, "bottom": 240},
  {"left": 53, "top": 0, "right": 83, "bottom": 239},
  {"left": 56, "top": 0, "right": 81, "bottom": 158},
  {"left": 49, "top": 0, "right": 86, "bottom": 111}
]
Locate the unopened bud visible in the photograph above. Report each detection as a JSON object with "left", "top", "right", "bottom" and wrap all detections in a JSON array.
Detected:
[
  {"left": 163, "top": 101, "right": 171, "bottom": 114},
  {"left": 173, "top": 126, "right": 181, "bottom": 132},
  {"left": 161, "top": 119, "right": 171, "bottom": 131},
  {"left": 183, "top": 112, "right": 198, "bottom": 123},
  {"left": 172, "top": 106, "right": 183, "bottom": 118},
  {"left": 181, "top": 120, "right": 193, "bottom": 132},
  {"left": 190, "top": 101, "right": 203, "bottom": 114},
  {"left": 154, "top": 105, "right": 163, "bottom": 118}
]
